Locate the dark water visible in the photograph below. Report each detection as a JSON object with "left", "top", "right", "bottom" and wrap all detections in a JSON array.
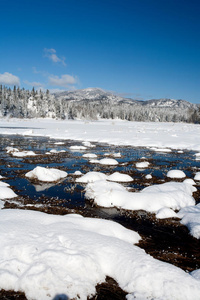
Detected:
[{"left": 0, "top": 134, "right": 200, "bottom": 273}]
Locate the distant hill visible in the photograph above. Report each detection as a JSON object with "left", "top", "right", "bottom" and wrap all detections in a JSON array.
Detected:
[
  {"left": 0, "top": 85, "right": 199, "bottom": 123},
  {"left": 54, "top": 87, "right": 196, "bottom": 109}
]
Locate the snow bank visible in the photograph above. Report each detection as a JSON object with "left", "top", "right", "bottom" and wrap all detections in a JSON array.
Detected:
[
  {"left": 167, "top": 169, "right": 186, "bottom": 178},
  {"left": 25, "top": 166, "right": 68, "bottom": 182},
  {"left": 177, "top": 204, "right": 200, "bottom": 239},
  {"left": 1, "top": 119, "right": 200, "bottom": 151},
  {"left": 85, "top": 181, "right": 196, "bottom": 213},
  {"left": 0, "top": 209, "right": 200, "bottom": 300}
]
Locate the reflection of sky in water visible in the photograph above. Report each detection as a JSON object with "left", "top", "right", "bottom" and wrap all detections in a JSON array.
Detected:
[{"left": 0, "top": 134, "right": 200, "bottom": 209}]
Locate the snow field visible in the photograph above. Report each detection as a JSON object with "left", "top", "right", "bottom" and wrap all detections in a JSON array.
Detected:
[{"left": 0, "top": 209, "right": 200, "bottom": 300}]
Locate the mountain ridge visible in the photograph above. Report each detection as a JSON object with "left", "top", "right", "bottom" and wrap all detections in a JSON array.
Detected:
[{"left": 54, "top": 87, "right": 197, "bottom": 109}]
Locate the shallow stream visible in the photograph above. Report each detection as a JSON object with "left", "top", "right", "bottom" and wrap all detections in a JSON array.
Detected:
[{"left": 0, "top": 134, "right": 200, "bottom": 276}]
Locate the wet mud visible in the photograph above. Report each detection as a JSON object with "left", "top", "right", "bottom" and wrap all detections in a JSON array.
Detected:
[{"left": 0, "top": 135, "right": 200, "bottom": 299}]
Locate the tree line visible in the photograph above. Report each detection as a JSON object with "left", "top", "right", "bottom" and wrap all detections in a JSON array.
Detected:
[{"left": 0, "top": 85, "right": 199, "bottom": 123}]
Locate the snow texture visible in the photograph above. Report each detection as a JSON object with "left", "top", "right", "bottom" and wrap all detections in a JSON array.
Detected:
[
  {"left": 1, "top": 119, "right": 200, "bottom": 151},
  {"left": 0, "top": 209, "right": 200, "bottom": 300},
  {"left": 177, "top": 203, "right": 200, "bottom": 239}
]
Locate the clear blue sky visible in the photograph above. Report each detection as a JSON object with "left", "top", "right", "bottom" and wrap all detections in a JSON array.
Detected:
[{"left": 0, "top": 0, "right": 199, "bottom": 103}]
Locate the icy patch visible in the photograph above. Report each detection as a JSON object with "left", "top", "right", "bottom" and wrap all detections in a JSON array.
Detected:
[
  {"left": 177, "top": 204, "right": 200, "bottom": 239},
  {"left": 85, "top": 181, "right": 195, "bottom": 213},
  {"left": 25, "top": 166, "right": 68, "bottom": 182},
  {"left": 1, "top": 209, "right": 200, "bottom": 300},
  {"left": 167, "top": 169, "right": 186, "bottom": 179}
]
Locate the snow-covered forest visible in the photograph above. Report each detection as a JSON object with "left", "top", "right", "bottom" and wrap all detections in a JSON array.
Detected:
[{"left": 0, "top": 85, "right": 199, "bottom": 123}]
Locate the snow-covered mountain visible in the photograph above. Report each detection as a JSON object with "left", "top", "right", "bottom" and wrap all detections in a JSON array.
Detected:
[
  {"left": 0, "top": 85, "right": 199, "bottom": 123},
  {"left": 54, "top": 87, "right": 196, "bottom": 109}
]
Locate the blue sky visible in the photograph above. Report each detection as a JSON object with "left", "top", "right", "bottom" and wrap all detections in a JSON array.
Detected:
[{"left": 0, "top": 0, "right": 199, "bottom": 103}]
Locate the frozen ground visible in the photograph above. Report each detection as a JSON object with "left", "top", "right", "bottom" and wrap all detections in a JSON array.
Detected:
[
  {"left": 0, "top": 118, "right": 200, "bottom": 150},
  {"left": 0, "top": 118, "right": 200, "bottom": 299}
]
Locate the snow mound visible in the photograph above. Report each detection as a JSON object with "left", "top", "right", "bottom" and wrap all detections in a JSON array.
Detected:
[
  {"left": 0, "top": 181, "right": 17, "bottom": 200},
  {"left": 70, "top": 145, "right": 87, "bottom": 151},
  {"left": 82, "top": 141, "right": 96, "bottom": 147},
  {"left": 98, "top": 158, "right": 119, "bottom": 165},
  {"left": 150, "top": 147, "right": 172, "bottom": 153},
  {"left": 145, "top": 174, "right": 152, "bottom": 179},
  {"left": 194, "top": 172, "right": 200, "bottom": 180},
  {"left": 50, "top": 149, "right": 66, "bottom": 154},
  {"left": 85, "top": 181, "right": 195, "bottom": 213},
  {"left": 177, "top": 203, "right": 200, "bottom": 239},
  {"left": 6, "top": 146, "right": 37, "bottom": 157},
  {"left": 73, "top": 170, "right": 82, "bottom": 176},
  {"left": 167, "top": 169, "right": 186, "bottom": 178},
  {"left": 76, "top": 171, "right": 133, "bottom": 183},
  {"left": 25, "top": 166, "right": 68, "bottom": 182},
  {"left": 82, "top": 153, "right": 98, "bottom": 158},
  {"left": 156, "top": 207, "right": 178, "bottom": 219},
  {"left": 107, "top": 172, "right": 133, "bottom": 182},
  {"left": 104, "top": 152, "right": 121, "bottom": 158},
  {"left": 136, "top": 161, "right": 149, "bottom": 168},
  {"left": 184, "top": 178, "right": 196, "bottom": 185},
  {"left": 76, "top": 172, "right": 108, "bottom": 183},
  {"left": 0, "top": 209, "right": 200, "bottom": 300}
]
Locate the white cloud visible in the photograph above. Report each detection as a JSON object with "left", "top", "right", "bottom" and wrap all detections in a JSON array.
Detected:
[
  {"left": 44, "top": 48, "right": 66, "bottom": 66},
  {"left": 24, "top": 80, "right": 44, "bottom": 88},
  {"left": 49, "top": 89, "right": 66, "bottom": 94},
  {"left": 48, "top": 74, "right": 78, "bottom": 88},
  {"left": 0, "top": 72, "right": 20, "bottom": 86}
]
